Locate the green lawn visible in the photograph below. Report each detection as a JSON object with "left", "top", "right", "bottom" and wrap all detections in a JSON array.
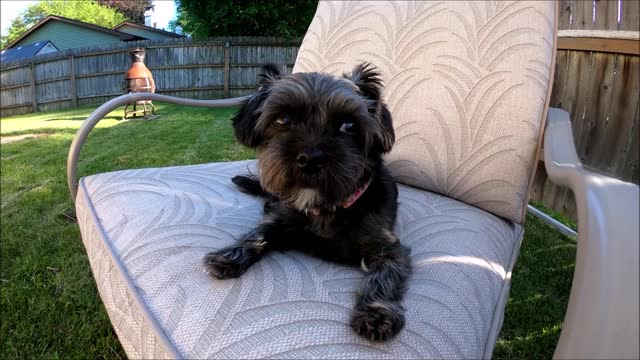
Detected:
[{"left": 1, "top": 104, "right": 576, "bottom": 359}]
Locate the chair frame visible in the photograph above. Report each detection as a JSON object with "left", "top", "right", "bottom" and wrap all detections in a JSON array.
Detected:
[{"left": 67, "top": 93, "right": 639, "bottom": 359}]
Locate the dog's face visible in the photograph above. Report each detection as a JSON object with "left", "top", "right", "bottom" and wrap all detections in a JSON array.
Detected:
[{"left": 232, "top": 63, "right": 394, "bottom": 211}]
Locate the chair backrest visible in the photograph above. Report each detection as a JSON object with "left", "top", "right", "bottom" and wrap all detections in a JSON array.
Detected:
[{"left": 293, "top": 1, "right": 557, "bottom": 224}]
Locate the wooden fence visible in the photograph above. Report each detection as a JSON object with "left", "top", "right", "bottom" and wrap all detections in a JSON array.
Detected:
[
  {"left": 529, "top": 0, "right": 640, "bottom": 219},
  {"left": 1, "top": 2, "right": 638, "bottom": 220},
  {"left": 0, "top": 36, "right": 301, "bottom": 117}
]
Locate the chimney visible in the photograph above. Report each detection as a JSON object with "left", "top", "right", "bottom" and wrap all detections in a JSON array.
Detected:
[{"left": 144, "top": 5, "right": 155, "bottom": 28}]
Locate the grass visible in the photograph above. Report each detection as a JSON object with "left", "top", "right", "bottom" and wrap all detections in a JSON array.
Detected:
[{"left": 1, "top": 104, "right": 575, "bottom": 359}]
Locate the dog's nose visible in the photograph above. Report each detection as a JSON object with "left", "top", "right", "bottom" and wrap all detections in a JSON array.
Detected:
[
  {"left": 296, "top": 148, "right": 326, "bottom": 171},
  {"left": 296, "top": 153, "right": 310, "bottom": 167}
]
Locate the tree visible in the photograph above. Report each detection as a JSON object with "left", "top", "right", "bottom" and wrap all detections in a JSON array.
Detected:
[
  {"left": 174, "top": 0, "right": 318, "bottom": 38},
  {"left": 2, "top": 18, "right": 30, "bottom": 49},
  {"left": 98, "top": 0, "right": 151, "bottom": 25},
  {"left": 1, "top": 1, "right": 127, "bottom": 48}
]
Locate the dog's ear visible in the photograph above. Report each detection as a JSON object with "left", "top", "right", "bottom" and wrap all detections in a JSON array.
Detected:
[
  {"left": 345, "top": 62, "right": 383, "bottom": 101},
  {"left": 376, "top": 104, "right": 395, "bottom": 153},
  {"left": 232, "top": 64, "right": 283, "bottom": 147},
  {"left": 345, "top": 63, "right": 395, "bottom": 153},
  {"left": 257, "top": 64, "right": 282, "bottom": 87}
]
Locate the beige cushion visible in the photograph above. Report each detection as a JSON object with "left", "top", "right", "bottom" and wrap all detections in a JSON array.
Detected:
[
  {"left": 294, "top": 0, "right": 556, "bottom": 223},
  {"left": 76, "top": 160, "right": 524, "bottom": 359}
]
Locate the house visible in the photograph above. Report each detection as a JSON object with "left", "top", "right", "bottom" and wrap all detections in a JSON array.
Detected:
[
  {"left": 0, "top": 41, "right": 58, "bottom": 63},
  {"left": 1, "top": 15, "right": 185, "bottom": 63},
  {"left": 2, "top": 15, "right": 145, "bottom": 53},
  {"left": 113, "top": 22, "right": 185, "bottom": 41}
]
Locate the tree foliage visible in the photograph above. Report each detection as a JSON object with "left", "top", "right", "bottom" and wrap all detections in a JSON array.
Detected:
[
  {"left": 1, "top": 1, "right": 127, "bottom": 48},
  {"left": 173, "top": 0, "right": 318, "bottom": 38},
  {"left": 98, "top": 0, "right": 151, "bottom": 25}
]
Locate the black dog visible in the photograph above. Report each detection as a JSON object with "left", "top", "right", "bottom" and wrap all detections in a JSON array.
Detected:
[{"left": 204, "top": 63, "right": 412, "bottom": 341}]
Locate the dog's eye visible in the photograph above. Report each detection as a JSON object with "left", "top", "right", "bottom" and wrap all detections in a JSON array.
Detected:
[
  {"left": 339, "top": 122, "right": 355, "bottom": 133},
  {"left": 273, "top": 116, "right": 290, "bottom": 127}
]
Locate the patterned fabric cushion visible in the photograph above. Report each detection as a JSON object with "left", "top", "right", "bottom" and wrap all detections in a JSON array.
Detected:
[
  {"left": 294, "top": 0, "right": 556, "bottom": 223},
  {"left": 76, "top": 160, "right": 524, "bottom": 359}
]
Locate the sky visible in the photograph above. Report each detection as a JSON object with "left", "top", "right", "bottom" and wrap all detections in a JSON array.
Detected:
[
  {"left": 152, "top": 0, "right": 177, "bottom": 31},
  {"left": 1, "top": 0, "right": 177, "bottom": 35}
]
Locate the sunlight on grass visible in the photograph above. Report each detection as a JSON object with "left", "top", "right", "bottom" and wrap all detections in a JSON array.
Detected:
[
  {"left": 1, "top": 103, "right": 251, "bottom": 359},
  {"left": 1, "top": 105, "right": 125, "bottom": 135}
]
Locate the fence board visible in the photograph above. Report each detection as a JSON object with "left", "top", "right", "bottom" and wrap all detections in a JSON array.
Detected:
[
  {"left": 558, "top": 0, "right": 573, "bottom": 30},
  {"left": 0, "top": 65, "right": 30, "bottom": 87},
  {"left": 78, "top": 95, "right": 119, "bottom": 107},
  {"left": 229, "top": 45, "right": 299, "bottom": 65},
  {"left": 550, "top": 50, "right": 570, "bottom": 108},
  {"left": 73, "top": 52, "right": 129, "bottom": 76},
  {"left": 578, "top": 52, "right": 616, "bottom": 163},
  {"left": 34, "top": 59, "right": 69, "bottom": 82},
  {"left": 0, "top": 65, "right": 32, "bottom": 113},
  {"left": 29, "top": 63, "right": 37, "bottom": 112},
  {"left": 531, "top": 49, "right": 570, "bottom": 204},
  {"left": 620, "top": 106, "right": 639, "bottom": 183},
  {"left": 571, "top": 0, "right": 592, "bottom": 29},
  {"left": 36, "top": 79, "right": 71, "bottom": 103},
  {"left": 609, "top": 55, "right": 640, "bottom": 180},
  {"left": 37, "top": 99, "right": 72, "bottom": 113},
  {"left": 620, "top": 0, "right": 640, "bottom": 30},
  {"left": 0, "top": 85, "right": 31, "bottom": 115},
  {"left": 228, "top": 88, "right": 254, "bottom": 98},
  {"left": 77, "top": 74, "right": 123, "bottom": 97},
  {"left": 69, "top": 56, "right": 77, "bottom": 107},
  {"left": 594, "top": 0, "right": 620, "bottom": 30}
]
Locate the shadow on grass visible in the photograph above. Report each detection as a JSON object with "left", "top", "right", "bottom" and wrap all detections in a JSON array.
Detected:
[
  {"left": 493, "top": 214, "right": 576, "bottom": 359},
  {"left": 43, "top": 115, "right": 124, "bottom": 122}
]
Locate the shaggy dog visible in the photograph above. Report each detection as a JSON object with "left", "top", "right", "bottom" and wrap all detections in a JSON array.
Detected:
[{"left": 204, "top": 63, "right": 412, "bottom": 341}]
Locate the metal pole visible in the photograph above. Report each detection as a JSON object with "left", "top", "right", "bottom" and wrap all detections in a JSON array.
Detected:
[
  {"left": 67, "top": 92, "right": 250, "bottom": 202},
  {"left": 527, "top": 204, "right": 577, "bottom": 238}
]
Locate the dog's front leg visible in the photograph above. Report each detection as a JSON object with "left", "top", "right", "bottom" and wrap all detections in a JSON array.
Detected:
[
  {"left": 204, "top": 222, "right": 278, "bottom": 279},
  {"left": 351, "top": 231, "right": 412, "bottom": 341}
]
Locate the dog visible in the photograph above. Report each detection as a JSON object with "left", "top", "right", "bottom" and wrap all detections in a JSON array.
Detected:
[{"left": 204, "top": 63, "right": 412, "bottom": 341}]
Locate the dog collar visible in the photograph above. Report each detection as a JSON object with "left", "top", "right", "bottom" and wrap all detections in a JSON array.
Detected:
[
  {"left": 342, "top": 177, "right": 372, "bottom": 209},
  {"left": 305, "top": 177, "right": 372, "bottom": 216}
]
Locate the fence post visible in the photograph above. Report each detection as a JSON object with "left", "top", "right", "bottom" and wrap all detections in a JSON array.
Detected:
[
  {"left": 224, "top": 41, "right": 230, "bottom": 98},
  {"left": 69, "top": 55, "right": 77, "bottom": 108},
  {"left": 29, "top": 61, "right": 37, "bottom": 112}
]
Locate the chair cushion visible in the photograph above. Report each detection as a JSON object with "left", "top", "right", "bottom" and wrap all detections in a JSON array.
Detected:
[
  {"left": 76, "top": 160, "right": 523, "bottom": 359},
  {"left": 294, "top": 0, "right": 556, "bottom": 223}
]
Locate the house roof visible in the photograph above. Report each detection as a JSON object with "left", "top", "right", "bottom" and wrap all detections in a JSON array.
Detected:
[
  {"left": 0, "top": 41, "right": 58, "bottom": 62},
  {"left": 3, "top": 15, "right": 145, "bottom": 50},
  {"left": 112, "top": 22, "right": 185, "bottom": 38}
]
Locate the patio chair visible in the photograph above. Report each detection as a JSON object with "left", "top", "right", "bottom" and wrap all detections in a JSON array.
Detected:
[{"left": 67, "top": 1, "right": 639, "bottom": 359}]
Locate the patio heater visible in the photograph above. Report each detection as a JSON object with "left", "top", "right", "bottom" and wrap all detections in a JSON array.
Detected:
[{"left": 122, "top": 47, "right": 157, "bottom": 120}]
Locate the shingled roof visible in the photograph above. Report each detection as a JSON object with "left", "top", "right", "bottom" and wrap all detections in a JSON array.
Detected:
[{"left": 1, "top": 41, "right": 58, "bottom": 62}]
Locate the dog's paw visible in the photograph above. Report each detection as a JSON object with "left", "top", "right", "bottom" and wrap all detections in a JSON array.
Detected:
[
  {"left": 203, "top": 248, "right": 246, "bottom": 279},
  {"left": 350, "top": 300, "right": 405, "bottom": 341}
]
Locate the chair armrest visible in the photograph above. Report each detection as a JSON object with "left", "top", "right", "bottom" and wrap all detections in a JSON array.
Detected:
[
  {"left": 545, "top": 108, "right": 639, "bottom": 359},
  {"left": 66, "top": 93, "right": 250, "bottom": 202}
]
